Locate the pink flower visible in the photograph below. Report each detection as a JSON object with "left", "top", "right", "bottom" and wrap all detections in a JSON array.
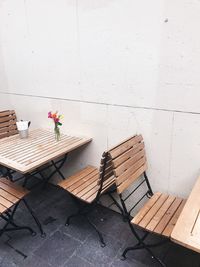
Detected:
[
  {"left": 48, "top": 112, "right": 52, "bottom": 118},
  {"left": 54, "top": 118, "right": 59, "bottom": 123}
]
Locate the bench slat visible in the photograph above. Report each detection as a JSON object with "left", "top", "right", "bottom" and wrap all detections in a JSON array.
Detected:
[
  {"left": 162, "top": 199, "right": 186, "bottom": 237},
  {"left": 0, "top": 195, "right": 13, "bottom": 209},
  {"left": 146, "top": 195, "right": 176, "bottom": 232},
  {"left": 0, "top": 110, "right": 18, "bottom": 139},
  {"left": 59, "top": 166, "right": 96, "bottom": 189},
  {"left": 138, "top": 194, "right": 168, "bottom": 228},
  {"left": 117, "top": 163, "right": 147, "bottom": 194},
  {"left": 112, "top": 142, "right": 145, "bottom": 168},
  {"left": 132, "top": 192, "right": 162, "bottom": 225},
  {"left": 171, "top": 176, "right": 200, "bottom": 253},
  {"left": 115, "top": 149, "right": 145, "bottom": 177},
  {"left": 109, "top": 135, "right": 143, "bottom": 159},
  {"left": 0, "top": 188, "right": 19, "bottom": 203}
]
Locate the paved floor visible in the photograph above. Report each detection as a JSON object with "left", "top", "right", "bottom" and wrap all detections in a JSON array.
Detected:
[{"left": 0, "top": 181, "right": 200, "bottom": 267}]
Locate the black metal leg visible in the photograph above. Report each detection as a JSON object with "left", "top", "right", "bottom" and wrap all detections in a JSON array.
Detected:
[
  {"left": 86, "top": 216, "right": 106, "bottom": 247},
  {"left": 107, "top": 192, "right": 126, "bottom": 219},
  {"left": 23, "top": 199, "right": 46, "bottom": 237},
  {"left": 144, "top": 172, "right": 153, "bottom": 196},
  {"left": 121, "top": 222, "right": 167, "bottom": 267},
  {"left": 65, "top": 210, "right": 80, "bottom": 226},
  {"left": 1, "top": 213, "right": 26, "bottom": 229},
  {"left": 5, "top": 168, "right": 14, "bottom": 181},
  {"left": 23, "top": 174, "right": 29, "bottom": 187},
  {"left": 3, "top": 226, "right": 36, "bottom": 235},
  {"left": 0, "top": 202, "right": 36, "bottom": 237},
  {"left": 121, "top": 242, "right": 166, "bottom": 267},
  {"left": 51, "top": 158, "right": 66, "bottom": 180},
  {"left": 0, "top": 204, "right": 18, "bottom": 237},
  {"left": 43, "top": 154, "right": 68, "bottom": 186},
  {"left": 65, "top": 194, "right": 105, "bottom": 247}
]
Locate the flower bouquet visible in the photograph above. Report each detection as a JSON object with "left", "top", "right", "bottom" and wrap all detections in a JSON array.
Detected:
[{"left": 48, "top": 111, "right": 63, "bottom": 141}]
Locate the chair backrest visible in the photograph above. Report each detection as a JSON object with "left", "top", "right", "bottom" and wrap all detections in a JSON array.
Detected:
[
  {"left": 95, "top": 152, "right": 115, "bottom": 200},
  {"left": 0, "top": 110, "right": 18, "bottom": 139},
  {"left": 99, "top": 152, "right": 114, "bottom": 183},
  {"left": 108, "top": 135, "right": 147, "bottom": 194}
]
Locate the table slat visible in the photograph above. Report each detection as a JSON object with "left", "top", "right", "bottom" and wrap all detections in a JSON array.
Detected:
[
  {"left": 0, "top": 129, "right": 92, "bottom": 173},
  {"left": 171, "top": 176, "right": 200, "bottom": 253}
]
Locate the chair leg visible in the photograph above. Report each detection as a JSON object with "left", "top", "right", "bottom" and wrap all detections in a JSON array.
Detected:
[
  {"left": 0, "top": 202, "right": 36, "bottom": 237},
  {"left": 65, "top": 210, "right": 80, "bottom": 226},
  {"left": 23, "top": 199, "right": 46, "bottom": 237},
  {"left": 121, "top": 222, "right": 167, "bottom": 267},
  {"left": 121, "top": 243, "right": 166, "bottom": 267},
  {"left": 3, "top": 226, "right": 36, "bottom": 235},
  {"left": 107, "top": 192, "right": 126, "bottom": 220},
  {"left": 86, "top": 216, "right": 106, "bottom": 247},
  {"left": 23, "top": 174, "right": 29, "bottom": 187},
  {"left": 0, "top": 213, "right": 35, "bottom": 235}
]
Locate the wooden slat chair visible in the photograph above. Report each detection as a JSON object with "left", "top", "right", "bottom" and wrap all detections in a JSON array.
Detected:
[
  {"left": 0, "top": 110, "right": 18, "bottom": 139},
  {"left": 0, "top": 177, "right": 45, "bottom": 238},
  {"left": 0, "top": 110, "right": 18, "bottom": 178},
  {"left": 58, "top": 151, "right": 119, "bottom": 247},
  {"left": 108, "top": 135, "right": 185, "bottom": 267}
]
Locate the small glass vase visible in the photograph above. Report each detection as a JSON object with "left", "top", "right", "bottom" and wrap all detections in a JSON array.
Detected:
[{"left": 54, "top": 126, "right": 60, "bottom": 141}]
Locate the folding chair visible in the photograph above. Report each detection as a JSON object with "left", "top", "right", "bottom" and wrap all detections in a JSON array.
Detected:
[
  {"left": 0, "top": 110, "right": 18, "bottom": 179},
  {"left": 58, "top": 151, "right": 121, "bottom": 247},
  {"left": 0, "top": 110, "right": 18, "bottom": 139},
  {"left": 0, "top": 177, "right": 45, "bottom": 238},
  {"left": 107, "top": 135, "right": 185, "bottom": 267}
]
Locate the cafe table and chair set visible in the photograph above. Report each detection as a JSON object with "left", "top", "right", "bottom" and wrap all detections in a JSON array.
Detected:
[{"left": 0, "top": 110, "right": 199, "bottom": 267}]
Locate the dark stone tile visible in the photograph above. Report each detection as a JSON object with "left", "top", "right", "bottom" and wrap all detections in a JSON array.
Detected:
[
  {"left": 64, "top": 255, "right": 95, "bottom": 267},
  {"left": 164, "top": 243, "right": 200, "bottom": 267},
  {"left": 89, "top": 206, "right": 134, "bottom": 243},
  {"left": 0, "top": 244, "right": 25, "bottom": 267},
  {"left": 34, "top": 230, "right": 81, "bottom": 267},
  {"left": 1, "top": 185, "right": 200, "bottom": 267},
  {"left": 76, "top": 233, "right": 122, "bottom": 266},
  {"left": 7, "top": 230, "right": 46, "bottom": 257},
  {"left": 0, "top": 258, "right": 18, "bottom": 267},
  {"left": 0, "top": 235, "right": 14, "bottom": 261},
  {"left": 20, "top": 253, "right": 53, "bottom": 267},
  {"left": 110, "top": 257, "right": 148, "bottom": 267},
  {"left": 119, "top": 232, "right": 170, "bottom": 267},
  {"left": 60, "top": 216, "right": 93, "bottom": 243}
]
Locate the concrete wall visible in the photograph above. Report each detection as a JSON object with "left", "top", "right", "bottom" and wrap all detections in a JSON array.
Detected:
[{"left": 1, "top": 0, "right": 200, "bottom": 200}]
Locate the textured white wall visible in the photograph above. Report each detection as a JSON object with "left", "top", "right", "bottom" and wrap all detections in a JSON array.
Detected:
[{"left": 1, "top": 0, "right": 200, "bottom": 199}]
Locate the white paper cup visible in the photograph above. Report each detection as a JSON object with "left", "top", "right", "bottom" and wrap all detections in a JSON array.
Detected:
[{"left": 19, "top": 129, "right": 29, "bottom": 139}]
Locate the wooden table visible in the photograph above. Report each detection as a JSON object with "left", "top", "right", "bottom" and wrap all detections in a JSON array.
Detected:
[
  {"left": 171, "top": 176, "right": 200, "bottom": 253},
  {"left": 0, "top": 128, "right": 92, "bottom": 179}
]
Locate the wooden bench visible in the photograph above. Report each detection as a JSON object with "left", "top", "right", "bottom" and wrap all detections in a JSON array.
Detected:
[
  {"left": 171, "top": 175, "right": 200, "bottom": 253},
  {"left": 107, "top": 134, "right": 185, "bottom": 266},
  {"left": 0, "top": 110, "right": 18, "bottom": 139}
]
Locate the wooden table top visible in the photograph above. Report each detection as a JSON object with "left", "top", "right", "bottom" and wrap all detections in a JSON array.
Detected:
[
  {"left": 0, "top": 129, "right": 92, "bottom": 174},
  {"left": 171, "top": 175, "right": 200, "bottom": 253}
]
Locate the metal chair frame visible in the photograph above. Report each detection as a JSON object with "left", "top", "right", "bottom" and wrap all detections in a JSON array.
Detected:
[
  {"left": 0, "top": 196, "right": 45, "bottom": 238},
  {"left": 65, "top": 152, "right": 119, "bottom": 247},
  {"left": 118, "top": 171, "right": 169, "bottom": 267}
]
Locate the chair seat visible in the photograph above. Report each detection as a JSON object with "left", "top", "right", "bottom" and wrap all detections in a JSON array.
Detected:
[
  {"left": 0, "top": 178, "right": 29, "bottom": 214},
  {"left": 131, "top": 192, "right": 186, "bottom": 238},
  {"left": 58, "top": 166, "right": 115, "bottom": 203}
]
